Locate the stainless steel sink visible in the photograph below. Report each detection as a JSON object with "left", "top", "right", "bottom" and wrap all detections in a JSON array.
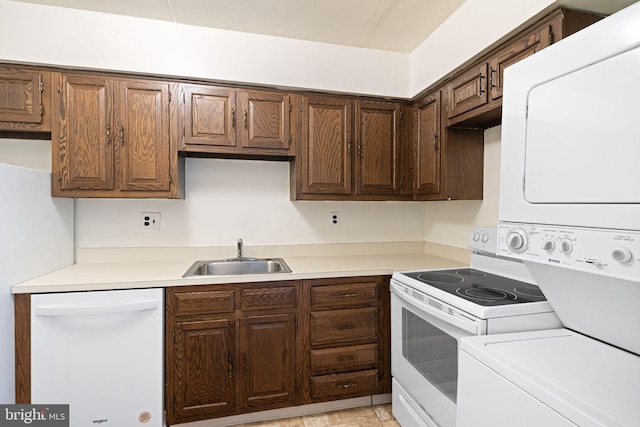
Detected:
[{"left": 183, "top": 258, "right": 292, "bottom": 277}]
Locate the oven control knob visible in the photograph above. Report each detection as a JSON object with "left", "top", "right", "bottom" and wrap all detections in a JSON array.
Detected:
[
  {"left": 559, "top": 239, "right": 573, "bottom": 254},
  {"left": 481, "top": 233, "right": 490, "bottom": 243},
  {"left": 473, "top": 232, "right": 481, "bottom": 242},
  {"left": 506, "top": 229, "right": 529, "bottom": 253},
  {"left": 612, "top": 247, "right": 633, "bottom": 263},
  {"left": 542, "top": 240, "right": 555, "bottom": 251}
]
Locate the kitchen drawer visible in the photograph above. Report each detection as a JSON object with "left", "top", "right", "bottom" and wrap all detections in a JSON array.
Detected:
[
  {"left": 173, "top": 290, "right": 235, "bottom": 317},
  {"left": 310, "top": 369, "right": 378, "bottom": 400},
  {"left": 240, "top": 285, "right": 296, "bottom": 310},
  {"left": 310, "top": 343, "right": 378, "bottom": 375},
  {"left": 310, "top": 281, "right": 378, "bottom": 309},
  {"left": 310, "top": 307, "right": 378, "bottom": 347}
]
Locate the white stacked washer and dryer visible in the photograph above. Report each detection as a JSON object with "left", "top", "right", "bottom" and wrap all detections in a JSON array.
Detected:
[{"left": 457, "top": 2, "right": 640, "bottom": 426}]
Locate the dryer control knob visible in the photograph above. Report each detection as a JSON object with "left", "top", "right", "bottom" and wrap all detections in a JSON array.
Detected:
[
  {"left": 506, "top": 229, "right": 528, "bottom": 253},
  {"left": 612, "top": 248, "right": 633, "bottom": 263},
  {"left": 559, "top": 239, "right": 573, "bottom": 254}
]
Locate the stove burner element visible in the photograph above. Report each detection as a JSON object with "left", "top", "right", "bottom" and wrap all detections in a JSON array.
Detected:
[
  {"left": 402, "top": 268, "right": 548, "bottom": 306},
  {"left": 457, "top": 287, "right": 517, "bottom": 302},
  {"left": 416, "top": 272, "right": 464, "bottom": 284}
]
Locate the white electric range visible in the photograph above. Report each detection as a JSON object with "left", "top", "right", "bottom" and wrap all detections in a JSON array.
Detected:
[{"left": 390, "top": 227, "right": 561, "bottom": 427}]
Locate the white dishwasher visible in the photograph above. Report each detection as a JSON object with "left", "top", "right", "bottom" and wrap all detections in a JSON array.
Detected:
[{"left": 31, "top": 288, "right": 164, "bottom": 427}]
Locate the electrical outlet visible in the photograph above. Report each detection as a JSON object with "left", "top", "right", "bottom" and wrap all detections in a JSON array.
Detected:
[
  {"left": 141, "top": 212, "right": 161, "bottom": 230},
  {"left": 330, "top": 211, "right": 340, "bottom": 225}
]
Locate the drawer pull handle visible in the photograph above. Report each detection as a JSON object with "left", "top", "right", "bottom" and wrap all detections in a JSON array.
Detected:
[
  {"left": 336, "top": 293, "right": 358, "bottom": 298},
  {"left": 338, "top": 356, "right": 355, "bottom": 362},
  {"left": 336, "top": 324, "right": 356, "bottom": 330},
  {"left": 336, "top": 382, "right": 357, "bottom": 389}
]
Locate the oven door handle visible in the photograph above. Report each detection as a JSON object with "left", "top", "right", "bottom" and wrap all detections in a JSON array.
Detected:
[{"left": 391, "top": 281, "right": 480, "bottom": 335}]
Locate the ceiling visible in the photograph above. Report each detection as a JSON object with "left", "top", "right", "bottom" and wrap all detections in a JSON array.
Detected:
[{"left": 6, "top": 0, "right": 639, "bottom": 53}]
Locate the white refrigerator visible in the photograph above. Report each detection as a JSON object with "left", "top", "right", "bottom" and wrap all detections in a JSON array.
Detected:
[{"left": 0, "top": 163, "right": 74, "bottom": 404}]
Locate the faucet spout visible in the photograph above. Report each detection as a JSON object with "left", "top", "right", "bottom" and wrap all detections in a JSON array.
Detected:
[{"left": 237, "top": 238, "right": 243, "bottom": 259}]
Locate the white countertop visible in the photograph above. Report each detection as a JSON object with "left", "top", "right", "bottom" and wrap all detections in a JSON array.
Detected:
[{"left": 12, "top": 250, "right": 467, "bottom": 294}]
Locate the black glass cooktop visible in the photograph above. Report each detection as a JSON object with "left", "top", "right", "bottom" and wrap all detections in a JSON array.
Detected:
[{"left": 403, "top": 268, "right": 547, "bottom": 306}]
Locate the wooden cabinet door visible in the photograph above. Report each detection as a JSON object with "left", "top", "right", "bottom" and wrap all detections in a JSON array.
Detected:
[
  {"left": 238, "top": 91, "right": 290, "bottom": 150},
  {"left": 115, "top": 79, "right": 171, "bottom": 192},
  {"left": 354, "top": 101, "right": 400, "bottom": 196},
  {"left": 300, "top": 96, "right": 352, "bottom": 195},
  {"left": 182, "top": 84, "right": 236, "bottom": 147},
  {"left": 239, "top": 314, "right": 296, "bottom": 410},
  {"left": 0, "top": 68, "right": 43, "bottom": 124},
  {"left": 446, "top": 63, "right": 488, "bottom": 119},
  {"left": 415, "top": 92, "right": 441, "bottom": 196},
  {"left": 489, "top": 24, "right": 552, "bottom": 100},
  {"left": 169, "top": 319, "right": 235, "bottom": 423},
  {"left": 54, "top": 73, "right": 113, "bottom": 192}
]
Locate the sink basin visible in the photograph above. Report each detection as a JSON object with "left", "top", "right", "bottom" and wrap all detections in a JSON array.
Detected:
[{"left": 183, "top": 258, "right": 292, "bottom": 277}]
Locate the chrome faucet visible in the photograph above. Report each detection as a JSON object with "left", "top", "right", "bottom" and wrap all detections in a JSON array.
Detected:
[{"left": 237, "top": 238, "right": 243, "bottom": 259}]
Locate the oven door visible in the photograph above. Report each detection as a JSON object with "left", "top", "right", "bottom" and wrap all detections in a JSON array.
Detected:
[{"left": 391, "top": 280, "right": 485, "bottom": 427}]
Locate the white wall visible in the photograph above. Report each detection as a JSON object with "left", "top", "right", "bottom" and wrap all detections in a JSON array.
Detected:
[
  {"left": 75, "top": 158, "right": 425, "bottom": 248},
  {"left": 0, "top": 139, "right": 51, "bottom": 172},
  {"left": 0, "top": 1, "right": 408, "bottom": 98},
  {"left": 409, "top": 0, "right": 557, "bottom": 96},
  {"left": 424, "top": 126, "right": 502, "bottom": 248}
]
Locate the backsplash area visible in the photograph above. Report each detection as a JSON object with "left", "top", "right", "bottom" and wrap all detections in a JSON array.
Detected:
[{"left": 75, "top": 158, "right": 426, "bottom": 248}]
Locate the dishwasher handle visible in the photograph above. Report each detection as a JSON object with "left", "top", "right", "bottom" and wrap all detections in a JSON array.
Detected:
[{"left": 34, "top": 299, "right": 159, "bottom": 317}]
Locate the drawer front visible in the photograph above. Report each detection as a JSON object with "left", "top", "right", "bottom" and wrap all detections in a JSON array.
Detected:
[
  {"left": 310, "top": 369, "right": 378, "bottom": 400},
  {"left": 173, "top": 290, "right": 235, "bottom": 317},
  {"left": 310, "top": 307, "right": 378, "bottom": 347},
  {"left": 241, "top": 286, "right": 296, "bottom": 310},
  {"left": 310, "top": 343, "right": 378, "bottom": 375},
  {"left": 310, "top": 281, "right": 378, "bottom": 309}
]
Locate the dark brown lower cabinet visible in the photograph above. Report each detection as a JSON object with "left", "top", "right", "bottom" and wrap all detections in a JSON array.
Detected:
[
  {"left": 165, "top": 282, "right": 297, "bottom": 425},
  {"left": 165, "top": 276, "right": 391, "bottom": 425}
]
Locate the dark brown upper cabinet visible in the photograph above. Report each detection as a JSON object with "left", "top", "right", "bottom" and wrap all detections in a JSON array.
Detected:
[
  {"left": 52, "top": 73, "right": 182, "bottom": 198},
  {"left": 354, "top": 101, "right": 401, "bottom": 197},
  {"left": 180, "top": 84, "right": 293, "bottom": 157},
  {"left": 414, "top": 91, "right": 442, "bottom": 198},
  {"left": 292, "top": 95, "right": 408, "bottom": 201},
  {"left": 0, "top": 66, "right": 52, "bottom": 133}
]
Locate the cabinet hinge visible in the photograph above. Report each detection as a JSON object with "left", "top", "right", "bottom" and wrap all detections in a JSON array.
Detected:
[
  {"left": 168, "top": 92, "right": 172, "bottom": 102},
  {"left": 400, "top": 111, "right": 403, "bottom": 119},
  {"left": 300, "top": 103, "right": 303, "bottom": 112},
  {"left": 39, "top": 76, "right": 43, "bottom": 93},
  {"left": 57, "top": 82, "right": 61, "bottom": 93},
  {"left": 289, "top": 104, "right": 293, "bottom": 113},
  {"left": 40, "top": 105, "right": 44, "bottom": 117}
]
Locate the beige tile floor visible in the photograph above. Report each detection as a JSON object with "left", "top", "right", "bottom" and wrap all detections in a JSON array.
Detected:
[{"left": 236, "top": 404, "right": 400, "bottom": 427}]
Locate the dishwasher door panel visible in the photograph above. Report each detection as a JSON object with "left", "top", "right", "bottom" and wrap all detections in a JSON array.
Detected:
[{"left": 31, "top": 288, "right": 164, "bottom": 427}]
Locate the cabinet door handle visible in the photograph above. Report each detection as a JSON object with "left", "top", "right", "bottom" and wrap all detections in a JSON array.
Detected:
[
  {"left": 119, "top": 125, "right": 125, "bottom": 145},
  {"left": 433, "top": 133, "right": 438, "bottom": 151},
  {"left": 336, "top": 293, "right": 357, "bottom": 298},
  {"left": 336, "top": 382, "right": 357, "bottom": 389},
  {"left": 243, "top": 110, "right": 248, "bottom": 129},
  {"left": 347, "top": 138, "right": 352, "bottom": 155},
  {"left": 228, "top": 355, "right": 233, "bottom": 378},
  {"left": 479, "top": 74, "right": 486, "bottom": 94},
  {"left": 231, "top": 109, "right": 236, "bottom": 128},
  {"left": 490, "top": 67, "right": 497, "bottom": 89},
  {"left": 106, "top": 124, "right": 111, "bottom": 144}
]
